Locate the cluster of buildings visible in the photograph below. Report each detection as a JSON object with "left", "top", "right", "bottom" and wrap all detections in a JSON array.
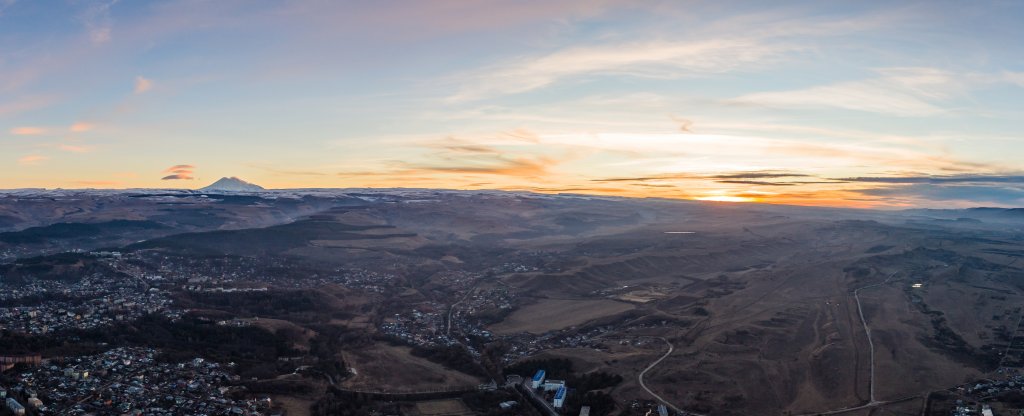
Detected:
[
  {"left": 491, "top": 262, "right": 540, "bottom": 274},
  {"left": 0, "top": 274, "right": 180, "bottom": 335},
  {"left": 379, "top": 305, "right": 459, "bottom": 348},
  {"left": 952, "top": 404, "right": 995, "bottom": 416},
  {"left": 500, "top": 328, "right": 611, "bottom": 364},
  {"left": 1, "top": 347, "right": 273, "bottom": 415},
  {"left": 378, "top": 288, "right": 511, "bottom": 353},
  {"left": 101, "top": 250, "right": 406, "bottom": 295},
  {"left": 531, "top": 370, "right": 568, "bottom": 409},
  {"left": 0, "top": 247, "right": 20, "bottom": 263},
  {"left": 433, "top": 270, "right": 482, "bottom": 292},
  {"left": 500, "top": 320, "right": 674, "bottom": 364},
  {"left": 137, "top": 248, "right": 403, "bottom": 294},
  {"left": 321, "top": 269, "right": 399, "bottom": 293},
  {"left": 943, "top": 372, "right": 1024, "bottom": 416},
  {"left": 453, "top": 287, "right": 515, "bottom": 318}
]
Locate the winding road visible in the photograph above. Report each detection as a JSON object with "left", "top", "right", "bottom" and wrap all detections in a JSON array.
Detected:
[{"left": 637, "top": 337, "right": 686, "bottom": 415}]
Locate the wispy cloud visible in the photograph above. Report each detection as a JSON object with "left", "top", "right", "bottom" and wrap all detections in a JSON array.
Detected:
[
  {"left": 79, "top": 0, "right": 119, "bottom": 44},
  {"left": 709, "top": 171, "right": 811, "bottom": 179},
  {"left": 17, "top": 154, "right": 47, "bottom": 165},
  {"left": 406, "top": 155, "right": 557, "bottom": 177},
  {"left": 592, "top": 170, "right": 819, "bottom": 183},
  {"left": 853, "top": 183, "right": 1024, "bottom": 207},
  {"left": 134, "top": 76, "right": 152, "bottom": 93},
  {"left": 57, "top": 144, "right": 93, "bottom": 153},
  {"left": 716, "top": 180, "right": 796, "bottom": 186},
  {"left": 730, "top": 67, "right": 958, "bottom": 116},
  {"left": 0, "top": 95, "right": 57, "bottom": 116},
  {"left": 839, "top": 174, "right": 1024, "bottom": 184},
  {"left": 161, "top": 164, "right": 195, "bottom": 180},
  {"left": 450, "top": 39, "right": 794, "bottom": 101},
  {"left": 10, "top": 126, "right": 46, "bottom": 135}
]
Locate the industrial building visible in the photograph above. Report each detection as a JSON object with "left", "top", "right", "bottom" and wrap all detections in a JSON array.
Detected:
[
  {"left": 553, "top": 385, "right": 567, "bottom": 408},
  {"left": 532, "top": 369, "right": 546, "bottom": 388}
]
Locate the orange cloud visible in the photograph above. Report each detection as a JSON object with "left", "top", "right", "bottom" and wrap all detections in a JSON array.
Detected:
[
  {"left": 10, "top": 126, "right": 46, "bottom": 135},
  {"left": 17, "top": 155, "right": 48, "bottom": 165},
  {"left": 161, "top": 164, "right": 195, "bottom": 180}
]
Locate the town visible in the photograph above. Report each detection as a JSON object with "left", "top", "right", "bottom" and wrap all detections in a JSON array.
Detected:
[{"left": 2, "top": 347, "right": 273, "bottom": 415}]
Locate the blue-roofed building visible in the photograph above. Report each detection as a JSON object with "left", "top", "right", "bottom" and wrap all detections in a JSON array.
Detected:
[
  {"left": 532, "top": 369, "right": 546, "bottom": 388},
  {"left": 553, "top": 385, "right": 567, "bottom": 408}
]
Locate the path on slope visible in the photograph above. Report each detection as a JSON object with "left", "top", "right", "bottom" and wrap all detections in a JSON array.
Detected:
[
  {"left": 797, "top": 271, "right": 897, "bottom": 416},
  {"left": 638, "top": 337, "right": 685, "bottom": 414},
  {"left": 854, "top": 271, "right": 897, "bottom": 404}
]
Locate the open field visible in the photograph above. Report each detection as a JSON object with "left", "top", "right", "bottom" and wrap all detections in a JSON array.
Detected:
[
  {"left": 489, "top": 298, "right": 635, "bottom": 334},
  {"left": 269, "top": 395, "right": 316, "bottom": 416},
  {"left": 405, "top": 399, "right": 474, "bottom": 416},
  {"left": 340, "top": 343, "right": 481, "bottom": 391}
]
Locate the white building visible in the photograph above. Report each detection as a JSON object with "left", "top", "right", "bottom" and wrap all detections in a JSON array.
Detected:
[
  {"left": 553, "top": 385, "right": 567, "bottom": 408},
  {"left": 543, "top": 379, "right": 566, "bottom": 391},
  {"left": 531, "top": 369, "right": 546, "bottom": 388}
]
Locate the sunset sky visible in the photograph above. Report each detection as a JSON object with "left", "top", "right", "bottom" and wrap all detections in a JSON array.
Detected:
[{"left": 3, "top": 1, "right": 1024, "bottom": 208}]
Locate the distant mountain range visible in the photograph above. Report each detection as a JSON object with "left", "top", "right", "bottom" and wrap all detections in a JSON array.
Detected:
[{"left": 199, "top": 177, "right": 265, "bottom": 192}]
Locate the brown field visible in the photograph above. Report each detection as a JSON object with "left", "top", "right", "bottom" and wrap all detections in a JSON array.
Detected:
[
  {"left": 403, "top": 399, "right": 474, "bottom": 416},
  {"left": 236, "top": 317, "right": 317, "bottom": 351},
  {"left": 489, "top": 298, "right": 635, "bottom": 334},
  {"left": 340, "top": 343, "right": 481, "bottom": 391},
  {"left": 269, "top": 395, "right": 315, "bottom": 416}
]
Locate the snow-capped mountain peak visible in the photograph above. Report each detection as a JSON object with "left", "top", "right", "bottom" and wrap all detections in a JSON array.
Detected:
[{"left": 199, "top": 177, "right": 265, "bottom": 192}]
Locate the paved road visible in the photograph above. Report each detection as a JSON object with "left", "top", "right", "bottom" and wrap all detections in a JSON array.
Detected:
[{"left": 638, "top": 337, "right": 686, "bottom": 415}]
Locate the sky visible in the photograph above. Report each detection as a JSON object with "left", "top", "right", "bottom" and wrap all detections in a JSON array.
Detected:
[{"left": 3, "top": 1, "right": 1024, "bottom": 208}]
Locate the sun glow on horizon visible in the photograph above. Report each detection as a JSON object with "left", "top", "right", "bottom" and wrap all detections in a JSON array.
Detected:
[{"left": 694, "top": 195, "right": 757, "bottom": 203}]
